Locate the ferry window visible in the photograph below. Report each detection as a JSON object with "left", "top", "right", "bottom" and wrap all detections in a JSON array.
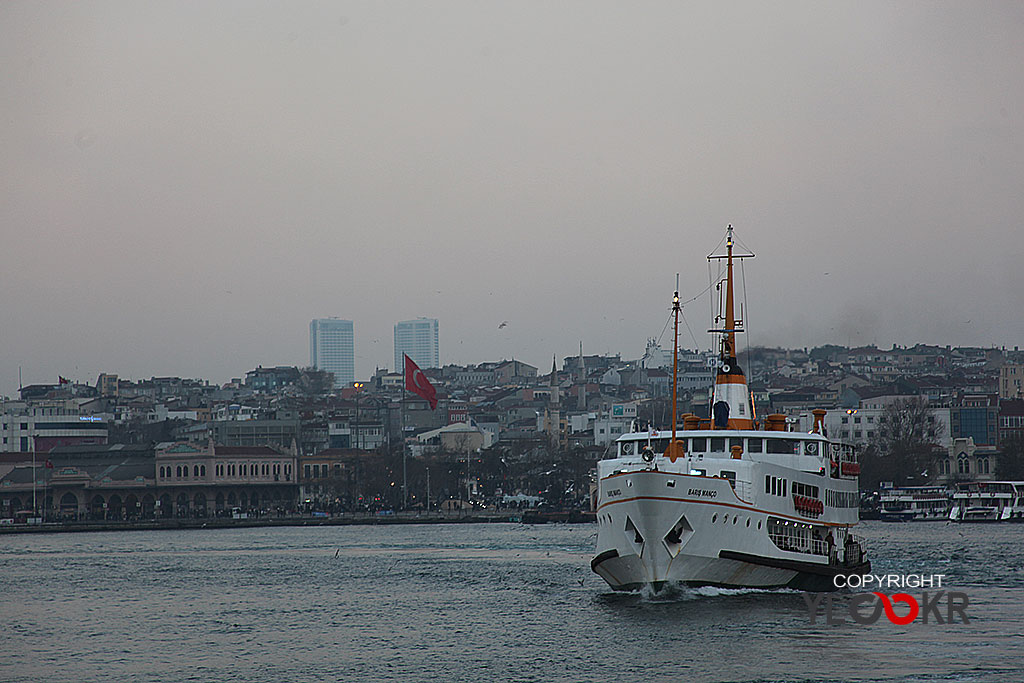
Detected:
[
  {"left": 621, "top": 442, "right": 634, "bottom": 456},
  {"left": 804, "top": 441, "right": 818, "bottom": 456},
  {"left": 766, "top": 439, "right": 799, "bottom": 455},
  {"left": 710, "top": 438, "right": 726, "bottom": 452},
  {"left": 765, "top": 475, "right": 771, "bottom": 493},
  {"left": 654, "top": 439, "right": 669, "bottom": 452},
  {"left": 782, "top": 480, "right": 787, "bottom": 497},
  {"left": 720, "top": 471, "right": 737, "bottom": 489},
  {"left": 691, "top": 438, "right": 707, "bottom": 452},
  {"left": 748, "top": 439, "right": 763, "bottom": 453},
  {"left": 730, "top": 438, "right": 743, "bottom": 450}
]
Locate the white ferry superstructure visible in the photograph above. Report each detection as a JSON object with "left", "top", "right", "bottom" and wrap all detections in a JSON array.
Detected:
[
  {"left": 591, "top": 226, "right": 870, "bottom": 591},
  {"left": 878, "top": 485, "right": 951, "bottom": 522},
  {"left": 949, "top": 481, "right": 1024, "bottom": 522}
]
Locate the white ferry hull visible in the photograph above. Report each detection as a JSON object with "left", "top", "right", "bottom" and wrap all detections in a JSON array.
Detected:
[{"left": 593, "top": 468, "right": 868, "bottom": 592}]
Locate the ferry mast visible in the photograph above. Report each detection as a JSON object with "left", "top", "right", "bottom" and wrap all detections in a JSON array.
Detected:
[{"left": 708, "top": 225, "right": 755, "bottom": 429}]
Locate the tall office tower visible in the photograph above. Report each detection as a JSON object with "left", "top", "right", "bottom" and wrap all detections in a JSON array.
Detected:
[
  {"left": 310, "top": 318, "right": 355, "bottom": 388},
  {"left": 394, "top": 318, "right": 439, "bottom": 371}
]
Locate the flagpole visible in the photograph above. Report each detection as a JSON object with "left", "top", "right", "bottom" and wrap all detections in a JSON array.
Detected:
[
  {"left": 31, "top": 436, "right": 36, "bottom": 519},
  {"left": 401, "top": 354, "right": 407, "bottom": 510}
]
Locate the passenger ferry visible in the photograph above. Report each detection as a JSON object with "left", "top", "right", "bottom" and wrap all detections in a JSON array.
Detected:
[
  {"left": 878, "top": 484, "right": 951, "bottom": 522},
  {"left": 949, "top": 481, "right": 1024, "bottom": 522},
  {"left": 591, "top": 226, "right": 870, "bottom": 591}
]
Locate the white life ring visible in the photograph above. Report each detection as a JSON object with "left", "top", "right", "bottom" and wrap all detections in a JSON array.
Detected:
[{"left": 721, "top": 364, "right": 731, "bottom": 373}]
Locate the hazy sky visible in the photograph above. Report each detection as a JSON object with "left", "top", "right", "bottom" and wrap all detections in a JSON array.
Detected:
[{"left": 3, "top": 2, "right": 1023, "bottom": 396}]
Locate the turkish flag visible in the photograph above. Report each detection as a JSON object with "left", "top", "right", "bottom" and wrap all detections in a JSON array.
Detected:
[{"left": 404, "top": 354, "right": 437, "bottom": 410}]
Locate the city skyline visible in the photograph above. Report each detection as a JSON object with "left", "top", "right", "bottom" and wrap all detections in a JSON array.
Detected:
[
  {"left": 309, "top": 318, "right": 354, "bottom": 388},
  {"left": 395, "top": 318, "right": 440, "bottom": 371},
  {"left": 3, "top": 4, "right": 1024, "bottom": 399}
]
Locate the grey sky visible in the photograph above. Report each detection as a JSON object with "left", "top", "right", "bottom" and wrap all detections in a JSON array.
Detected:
[{"left": 2, "top": 2, "right": 1023, "bottom": 395}]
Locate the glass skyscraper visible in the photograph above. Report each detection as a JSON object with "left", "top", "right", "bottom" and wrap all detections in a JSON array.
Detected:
[
  {"left": 394, "top": 318, "right": 439, "bottom": 370},
  {"left": 310, "top": 318, "right": 354, "bottom": 388}
]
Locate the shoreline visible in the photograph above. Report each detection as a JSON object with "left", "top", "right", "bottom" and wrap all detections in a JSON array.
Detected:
[{"left": 0, "top": 510, "right": 596, "bottom": 535}]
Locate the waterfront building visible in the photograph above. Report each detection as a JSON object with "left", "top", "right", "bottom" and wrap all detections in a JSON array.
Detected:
[
  {"left": 0, "top": 401, "right": 108, "bottom": 453},
  {"left": 96, "top": 373, "right": 119, "bottom": 398},
  {"left": 951, "top": 394, "right": 1000, "bottom": 447},
  {"left": 0, "top": 441, "right": 300, "bottom": 520},
  {"left": 494, "top": 360, "right": 537, "bottom": 385},
  {"left": 998, "top": 398, "right": 1024, "bottom": 444},
  {"left": 209, "top": 417, "right": 301, "bottom": 450},
  {"left": 936, "top": 437, "right": 996, "bottom": 482},
  {"left": 807, "top": 404, "right": 951, "bottom": 448},
  {"left": 0, "top": 444, "right": 155, "bottom": 520},
  {"left": 245, "top": 366, "right": 300, "bottom": 392},
  {"left": 1001, "top": 363, "right": 1024, "bottom": 400},
  {"left": 154, "top": 441, "right": 298, "bottom": 516},
  {"left": 310, "top": 318, "right": 355, "bottom": 388},
  {"left": 415, "top": 421, "right": 495, "bottom": 453},
  {"left": 394, "top": 318, "right": 439, "bottom": 370}
]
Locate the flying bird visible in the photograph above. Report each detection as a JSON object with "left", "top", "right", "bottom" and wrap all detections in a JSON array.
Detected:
[{"left": 498, "top": 321, "right": 508, "bottom": 329}]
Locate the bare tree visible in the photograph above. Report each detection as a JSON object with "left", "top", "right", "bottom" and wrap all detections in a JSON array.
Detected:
[
  {"left": 997, "top": 432, "right": 1024, "bottom": 480},
  {"left": 874, "top": 397, "right": 943, "bottom": 485}
]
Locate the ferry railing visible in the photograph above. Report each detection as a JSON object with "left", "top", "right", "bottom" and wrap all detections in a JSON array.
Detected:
[{"left": 767, "top": 526, "right": 829, "bottom": 557}]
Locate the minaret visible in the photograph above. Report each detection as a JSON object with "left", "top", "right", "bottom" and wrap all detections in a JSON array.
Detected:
[
  {"left": 546, "top": 355, "right": 560, "bottom": 446},
  {"left": 550, "top": 355, "right": 559, "bottom": 406},
  {"left": 710, "top": 225, "right": 754, "bottom": 429},
  {"left": 578, "top": 342, "right": 586, "bottom": 410}
]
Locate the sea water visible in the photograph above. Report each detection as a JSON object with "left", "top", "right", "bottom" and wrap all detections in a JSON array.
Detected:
[{"left": 1, "top": 521, "right": 1021, "bottom": 682}]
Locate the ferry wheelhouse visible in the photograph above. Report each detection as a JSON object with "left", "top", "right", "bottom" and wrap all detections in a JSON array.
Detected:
[
  {"left": 592, "top": 226, "right": 870, "bottom": 591},
  {"left": 949, "top": 481, "right": 1024, "bottom": 522},
  {"left": 878, "top": 485, "right": 951, "bottom": 522}
]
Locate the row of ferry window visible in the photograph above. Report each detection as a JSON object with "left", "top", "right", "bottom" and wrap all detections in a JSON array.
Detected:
[
  {"left": 621, "top": 438, "right": 823, "bottom": 456},
  {"left": 711, "top": 512, "right": 762, "bottom": 530},
  {"left": 765, "top": 476, "right": 788, "bottom": 497},
  {"left": 825, "top": 490, "right": 859, "bottom": 508}
]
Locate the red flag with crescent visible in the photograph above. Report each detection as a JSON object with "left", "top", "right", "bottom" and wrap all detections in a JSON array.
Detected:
[{"left": 404, "top": 354, "right": 437, "bottom": 410}]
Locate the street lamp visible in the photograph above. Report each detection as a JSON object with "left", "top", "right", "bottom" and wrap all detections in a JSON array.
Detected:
[{"left": 353, "top": 382, "right": 364, "bottom": 450}]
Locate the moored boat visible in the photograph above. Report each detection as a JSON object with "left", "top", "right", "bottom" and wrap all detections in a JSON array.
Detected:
[
  {"left": 878, "top": 484, "right": 951, "bottom": 522},
  {"left": 949, "top": 481, "right": 1024, "bottom": 522},
  {"left": 591, "top": 226, "right": 870, "bottom": 592}
]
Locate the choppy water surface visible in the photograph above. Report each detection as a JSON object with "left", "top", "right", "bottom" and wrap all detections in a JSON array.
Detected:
[{"left": 2, "top": 521, "right": 1022, "bottom": 682}]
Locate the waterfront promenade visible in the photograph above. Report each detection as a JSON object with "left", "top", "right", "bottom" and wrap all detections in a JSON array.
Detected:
[{"left": 0, "top": 509, "right": 595, "bottom": 535}]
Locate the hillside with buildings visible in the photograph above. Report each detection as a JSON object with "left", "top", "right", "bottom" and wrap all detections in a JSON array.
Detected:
[{"left": 4, "top": 340, "right": 1024, "bottom": 522}]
